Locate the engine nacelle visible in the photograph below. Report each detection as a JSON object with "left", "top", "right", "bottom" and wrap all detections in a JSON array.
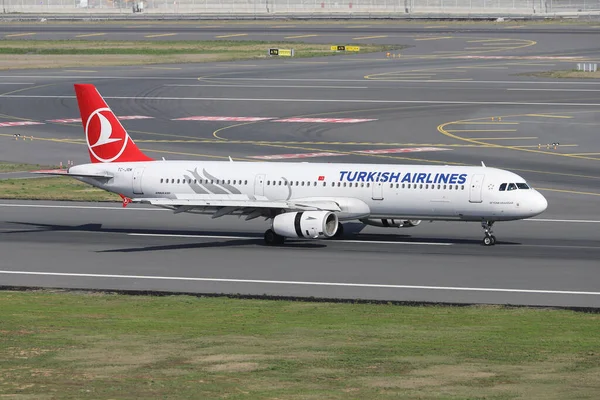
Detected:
[
  {"left": 273, "top": 211, "right": 338, "bottom": 239},
  {"left": 359, "top": 218, "right": 422, "bottom": 228}
]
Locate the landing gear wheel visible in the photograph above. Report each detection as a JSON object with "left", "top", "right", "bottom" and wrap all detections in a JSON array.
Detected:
[
  {"left": 332, "top": 222, "right": 344, "bottom": 239},
  {"left": 481, "top": 220, "right": 497, "bottom": 246},
  {"left": 264, "top": 229, "right": 285, "bottom": 246}
]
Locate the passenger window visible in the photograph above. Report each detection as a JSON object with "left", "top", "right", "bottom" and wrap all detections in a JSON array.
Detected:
[
  {"left": 323, "top": 182, "right": 326, "bottom": 187},
  {"left": 343, "top": 182, "right": 347, "bottom": 187},
  {"left": 390, "top": 183, "right": 394, "bottom": 189},
  {"left": 461, "top": 185, "right": 464, "bottom": 190},
  {"left": 160, "top": 179, "right": 163, "bottom": 183},
  {"left": 507, "top": 183, "right": 517, "bottom": 191},
  {"left": 367, "top": 183, "right": 370, "bottom": 188},
  {"left": 499, "top": 183, "right": 507, "bottom": 191},
  {"left": 177, "top": 179, "right": 180, "bottom": 184}
]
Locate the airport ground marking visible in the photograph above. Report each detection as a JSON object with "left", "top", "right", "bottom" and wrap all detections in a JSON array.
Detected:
[
  {"left": 74, "top": 33, "right": 106, "bottom": 38},
  {"left": 414, "top": 36, "right": 453, "bottom": 41},
  {"left": 284, "top": 34, "right": 318, "bottom": 39},
  {"left": 215, "top": 33, "right": 248, "bottom": 38},
  {"left": 4, "top": 32, "right": 36, "bottom": 38},
  {"left": 525, "top": 114, "right": 573, "bottom": 118},
  {"left": 536, "top": 187, "right": 600, "bottom": 197},
  {"left": 438, "top": 114, "right": 600, "bottom": 162},
  {"left": 7, "top": 94, "right": 600, "bottom": 107},
  {"left": 1, "top": 270, "right": 599, "bottom": 296},
  {"left": 469, "top": 137, "right": 537, "bottom": 140},
  {"left": 352, "top": 35, "right": 387, "bottom": 40},
  {"left": 166, "top": 84, "right": 368, "bottom": 89},
  {"left": 144, "top": 33, "right": 177, "bottom": 38}
]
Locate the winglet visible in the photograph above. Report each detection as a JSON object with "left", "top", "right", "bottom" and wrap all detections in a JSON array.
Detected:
[
  {"left": 229, "top": 156, "right": 234, "bottom": 162},
  {"left": 481, "top": 161, "right": 486, "bottom": 167},
  {"left": 119, "top": 194, "right": 132, "bottom": 208}
]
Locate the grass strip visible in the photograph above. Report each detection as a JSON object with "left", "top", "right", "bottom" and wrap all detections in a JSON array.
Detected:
[
  {"left": 520, "top": 70, "right": 600, "bottom": 79},
  {"left": 0, "top": 176, "right": 119, "bottom": 201},
  {"left": 0, "top": 291, "right": 599, "bottom": 399},
  {"left": 0, "top": 40, "right": 403, "bottom": 69},
  {"left": 0, "top": 162, "right": 55, "bottom": 173}
]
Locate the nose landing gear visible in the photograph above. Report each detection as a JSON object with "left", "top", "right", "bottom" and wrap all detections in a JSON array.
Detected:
[{"left": 481, "top": 220, "right": 496, "bottom": 246}]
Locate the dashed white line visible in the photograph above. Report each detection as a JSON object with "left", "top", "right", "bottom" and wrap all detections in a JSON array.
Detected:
[
  {"left": 2, "top": 95, "right": 600, "bottom": 107},
  {"left": 0, "top": 270, "right": 598, "bottom": 296}
]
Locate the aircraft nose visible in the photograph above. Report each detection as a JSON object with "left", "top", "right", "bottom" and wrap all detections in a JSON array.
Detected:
[{"left": 531, "top": 191, "right": 548, "bottom": 215}]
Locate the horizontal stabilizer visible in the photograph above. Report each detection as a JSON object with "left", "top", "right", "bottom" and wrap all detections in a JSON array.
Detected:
[{"left": 31, "top": 169, "right": 113, "bottom": 179}]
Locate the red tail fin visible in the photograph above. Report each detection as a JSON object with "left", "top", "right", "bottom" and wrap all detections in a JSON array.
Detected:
[{"left": 74, "top": 84, "right": 153, "bottom": 163}]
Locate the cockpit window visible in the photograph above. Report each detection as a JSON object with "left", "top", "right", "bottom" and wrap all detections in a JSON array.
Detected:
[
  {"left": 499, "top": 183, "right": 507, "bottom": 191},
  {"left": 507, "top": 183, "right": 517, "bottom": 191},
  {"left": 516, "top": 183, "right": 530, "bottom": 189}
]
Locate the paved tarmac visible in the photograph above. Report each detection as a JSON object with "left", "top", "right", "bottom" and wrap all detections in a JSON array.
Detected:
[{"left": 1, "top": 22, "right": 599, "bottom": 306}]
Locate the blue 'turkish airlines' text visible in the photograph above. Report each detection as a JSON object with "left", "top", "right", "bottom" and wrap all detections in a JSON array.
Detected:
[{"left": 339, "top": 171, "right": 468, "bottom": 184}]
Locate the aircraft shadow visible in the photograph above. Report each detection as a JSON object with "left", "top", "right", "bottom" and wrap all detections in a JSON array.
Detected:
[{"left": 2, "top": 221, "right": 327, "bottom": 251}]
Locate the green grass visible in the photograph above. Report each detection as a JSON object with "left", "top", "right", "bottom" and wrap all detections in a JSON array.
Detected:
[
  {"left": 0, "top": 39, "right": 401, "bottom": 56},
  {"left": 1, "top": 291, "right": 599, "bottom": 399},
  {"left": 0, "top": 162, "right": 55, "bottom": 173},
  {"left": 0, "top": 40, "right": 404, "bottom": 69},
  {"left": 0, "top": 176, "right": 119, "bottom": 201}
]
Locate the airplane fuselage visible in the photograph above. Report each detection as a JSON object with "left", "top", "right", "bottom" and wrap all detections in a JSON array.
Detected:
[{"left": 71, "top": 161, "right": 548, "bottom": 223}]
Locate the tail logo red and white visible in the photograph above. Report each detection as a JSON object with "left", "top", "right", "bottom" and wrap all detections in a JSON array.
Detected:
[{"left": 85, "top": 107, "right": 129, "bottom": 163}]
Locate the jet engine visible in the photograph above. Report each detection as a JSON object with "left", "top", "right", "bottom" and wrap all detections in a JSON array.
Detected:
[
  {"left": 360, "top": 218, "right": 421, "bottom": 228},
  {"left": 273, "top": 211, "right": 338, "bottom": 239}
]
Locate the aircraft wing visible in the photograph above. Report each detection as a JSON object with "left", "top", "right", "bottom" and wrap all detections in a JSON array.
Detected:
[{"left": 132, "top": 195, "right": 341, "bottom": 219}]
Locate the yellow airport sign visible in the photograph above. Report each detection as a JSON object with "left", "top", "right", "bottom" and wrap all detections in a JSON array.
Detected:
[
  {"left": 269, "top": 48, "right": 294, "bottom": 57},
  {"left": 330, "top": 45, "right": 360, "bottom": 52}
]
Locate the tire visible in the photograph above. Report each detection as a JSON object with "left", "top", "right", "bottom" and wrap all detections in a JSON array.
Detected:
[
  {"left": 264, "top": 229, "right": 284, "bottom": 246},
  {"left": 483, "top": 236, "right": 493, "bottom": 246}
]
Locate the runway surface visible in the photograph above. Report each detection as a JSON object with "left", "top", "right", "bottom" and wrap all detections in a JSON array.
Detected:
[{"left": 1, "top": 22, "right": 600, "bottom": 307}]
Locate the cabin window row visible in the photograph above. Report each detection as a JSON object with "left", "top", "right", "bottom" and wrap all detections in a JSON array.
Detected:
[
  {"left": 160, "top": 178, "right": 249, "bottom": 185},
  {"left": 391, "top": 183, "right": 465, "bottom": 190}
]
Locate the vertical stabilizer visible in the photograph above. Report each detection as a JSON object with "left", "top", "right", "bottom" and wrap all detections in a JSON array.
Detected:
[{"left": 74, "top": 84, "right": 153, "bottom": 163}]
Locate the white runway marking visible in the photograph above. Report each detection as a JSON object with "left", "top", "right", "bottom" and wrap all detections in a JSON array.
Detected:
[
  {"left": 528, "top": 218, "right": 600, "bottom": 223},
  {"left": 0, "top": 270, "right": 598, "bottom": 296},
  {"left": 3, "top": 76, "right": 600, "bottom": 86},
  {"left": 507, "top": 88, "right": 600, "bottom": 92},
  {"left": 164, "top": 84, "right": 369, "bottom": 89},
  {"left": 2, "top": 204, "right": 600, "bottom": 224},
  {"left": 3, "top": 94, "right": 600, "bottom": 107}
]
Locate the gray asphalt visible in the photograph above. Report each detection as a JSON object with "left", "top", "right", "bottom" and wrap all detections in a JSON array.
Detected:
[{"left": 1, "top": 22, "right": 600, "bottom": 306}]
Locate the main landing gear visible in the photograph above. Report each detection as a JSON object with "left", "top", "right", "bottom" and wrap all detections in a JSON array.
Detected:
[
  {"left": 481, "top": 220, "right": 496, "bottom": 246},
  {"left": 264, "top": 229, "right": 285, "bottom": 246}
]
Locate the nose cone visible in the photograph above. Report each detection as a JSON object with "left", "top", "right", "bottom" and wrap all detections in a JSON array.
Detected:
[{"left": 531, "top": 191, "right": 548, "bottom": 216}]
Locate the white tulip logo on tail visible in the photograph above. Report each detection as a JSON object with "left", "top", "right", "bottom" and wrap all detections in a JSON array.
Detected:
[{"left": 85, "top": 107, "right": 129, "bottom": 163}]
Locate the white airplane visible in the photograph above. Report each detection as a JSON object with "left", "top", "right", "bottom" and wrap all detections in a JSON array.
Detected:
[{"left": 37, "top": 84, "right": 548, "bottom": 246}]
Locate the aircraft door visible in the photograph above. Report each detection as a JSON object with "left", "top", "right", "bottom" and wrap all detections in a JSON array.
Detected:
[
  {"left": 372, "top": 181, "right": 384, "bottom": 201},
  {"left": 254, "top": 174, "right": 265, "bottom": 196},
  {"left": 132, "top": 167, "right": 145, "bottom": 195},
  {"left": 469, "top": 174, "right": 484, "bottom": 203}
]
